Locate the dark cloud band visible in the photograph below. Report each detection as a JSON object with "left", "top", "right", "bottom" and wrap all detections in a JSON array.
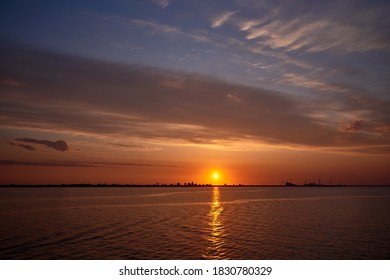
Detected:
[
  {"left": 1, "top": 44, "right": 389, "bottom": 154},
  {"left": 14, "top": 138, "right": 69, "bottom": 152}
]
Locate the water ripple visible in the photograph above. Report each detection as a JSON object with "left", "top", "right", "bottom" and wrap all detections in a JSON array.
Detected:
[{"left": 1, "top": 187, "right": 389, "bottom": 259}]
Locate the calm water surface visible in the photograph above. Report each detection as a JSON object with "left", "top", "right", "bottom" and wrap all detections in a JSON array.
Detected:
[{"left": 0, "top": 186, "right": 389, "bottom": 259}]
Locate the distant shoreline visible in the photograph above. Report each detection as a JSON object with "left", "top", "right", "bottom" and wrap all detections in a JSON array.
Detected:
[{"left": 1, "top": 184, "right": 389, "bottom": 188}]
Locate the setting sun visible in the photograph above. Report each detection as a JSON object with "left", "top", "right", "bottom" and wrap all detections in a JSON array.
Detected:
[{"left": 211, "top": 171, "right": 223, "bottom": 185}]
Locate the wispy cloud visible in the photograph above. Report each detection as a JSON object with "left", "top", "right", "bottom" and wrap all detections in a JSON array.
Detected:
[
  {"left": 211, "top": 11, "right": 236, "bottom": 28},
  {"left": 239, "top": 19, "right": 264, "bottom": 31},
  {"left": 122, "top": 18, "right": 219, "bottom": 47},
  {"left": 90, "top": 13, "right": 316, "bottom": 72},
  {"left": 0, "top": 160, "right": 180, "bottom": 168},
  {"left": 240, "top": 10, "right": 390, "bottom": 53},
  {"left": 130, "top": 19, "right": 181, "bottom": 34},
  {"left": 0, "top": 160, "right": 93, "bottom": 167},
  {"left": 278, "top": 73, "right": 346, "bottom": 93},
  {"left": 1, "top": 78, "right": 24, "bottom": 87},
  {"left": 108, "top": 142, "right": 161, "bottom": 152},
  {"left": 345, "top": 120, "right": 364, "bottom": 132},
  {"left": 154, "top": 0, "right": 170, "bottom": 9}
]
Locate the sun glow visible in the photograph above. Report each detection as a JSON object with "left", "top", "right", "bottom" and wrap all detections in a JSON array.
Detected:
[{"left": 210, "top": 170, "right": 223, "bottom": 185}]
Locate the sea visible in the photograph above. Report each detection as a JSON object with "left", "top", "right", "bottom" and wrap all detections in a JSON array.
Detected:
[{"left": 0, "top": 186, "right": 389, "bottom": 259}]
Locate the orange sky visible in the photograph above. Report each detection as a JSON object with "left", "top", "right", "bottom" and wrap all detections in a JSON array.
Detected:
[
  {"left": 1, "top": 1, "right": 389, "bottom": 185},
  {"left": 1, "top": 135, "right": 389, "bottom": 185}
]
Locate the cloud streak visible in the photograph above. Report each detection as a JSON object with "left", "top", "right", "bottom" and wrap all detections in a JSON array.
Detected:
[
  {"left": 9, "top": 141, "right": 36, "bottom": 151},
  {"left": 239, "top": 3, "right": 390, "bottom": 53},
  {"left": 154, "top": 0, "right": 170, "bottom": 9},
  {"left": 211, "top": 11, "right": 236, "bottom": 28},
  {"left": 14, "top": 138, "right": 69, "bottom": 152},
  {"left": 108, "top": 142, "right": 161, "bottom": 152},
  {"left": 345, "top": 120, "right": 364, "bottom": 132},
  {"left": 0, "top": 160, "right": 93, "bottom": 167},
  {"left": 93, "top": 14, "right": 315, "bottom": 72},
  {"left": 0, "top": 160, "right": 180, "bottom": 168},
  {"left": 278, "top": 73, "right": 346, "bottom": 93}
]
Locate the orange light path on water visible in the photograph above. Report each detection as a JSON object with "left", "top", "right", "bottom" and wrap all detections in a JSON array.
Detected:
[{"left": 203, "top": 187, "right": 227, "bottom": 259}]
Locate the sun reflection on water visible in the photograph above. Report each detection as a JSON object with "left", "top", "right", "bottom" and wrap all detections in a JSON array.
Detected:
[{"left": 203, "top": 186, "right": 228, "bottom": 259}]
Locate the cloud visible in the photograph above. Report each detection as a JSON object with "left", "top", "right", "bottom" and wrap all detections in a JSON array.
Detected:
[
  {"left": 211, "top": 11, "right": 236, "bottom": 28},
  {"left": 0, "top": 160, "right": 180, "bottom": 168},
  {"left": 0, "top": 44, "right": 389, "bottom": 154},
  {"left": 14, "top": 138, "right": 69, "bottom": 152},
  {"left": 108, "top": 142, "right": 161, "bottom": 151},
  {"left": 130, "top": 19, "right": 181, "bottom": 35},
  {"left": 345, "top": 120, "right": 364, "bottom": 132},
  {"left": 154, "top": 0, "right": 170, "bottom": 9},
  {"left": 1, "top": 78, "right": 23, "bottom": 87},
  {"left": 239, "top": 3, "right": 390, "bottom": 53},
  {"left": 239, "top": 19, "right": 264, "bottom": 31},
  {"left": 93, "top": 14, "right": 314, "bottom": 71},
  {"left": 125, "top": 18, "right": 223, "bottom": 48},
  {"left": 8, "top": 141, "right": 36, "bottom": 151},
  {"left": 0, "top": 160, "right": 93, "bottom": 167},
  {"left": 278, "top": 73, "right": 346, "bottom": 93}
]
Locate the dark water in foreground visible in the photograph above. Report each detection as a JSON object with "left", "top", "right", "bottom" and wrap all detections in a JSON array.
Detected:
[{"left": 0, "top": 186, "right": 389, "bottom": 259}]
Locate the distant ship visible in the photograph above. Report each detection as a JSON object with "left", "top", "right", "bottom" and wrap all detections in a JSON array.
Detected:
[
  {"left": 285, "top": 181, "right": 298, "bottom": 186},
  {"left": 303, "top": 182, "right": 322, "bottom": 187},
  {"left": 285, "top": 179, "right": 341, "bottom": 187},
  {"left": 285, "top": 179, "right": 326, "bottom": 187}
]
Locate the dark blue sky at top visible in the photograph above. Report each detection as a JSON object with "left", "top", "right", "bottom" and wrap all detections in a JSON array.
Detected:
[{"left": 1, "top": 0, "right": 389, "bottom": 95}]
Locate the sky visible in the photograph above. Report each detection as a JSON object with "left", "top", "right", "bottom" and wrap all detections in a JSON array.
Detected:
[{"left": 0, "top": 0, "right": 389, "bottom": 185}]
